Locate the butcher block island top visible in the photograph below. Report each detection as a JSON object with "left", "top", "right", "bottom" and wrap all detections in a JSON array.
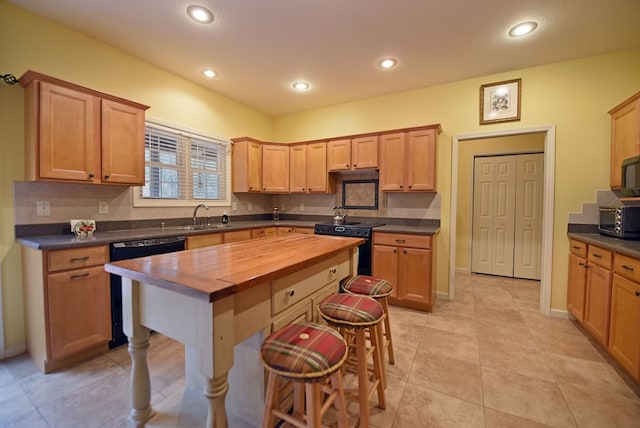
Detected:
[
  {"left": 105, "top": 233, "right": 364, "bottom": 302},
  {"left": 104, "top": 233, "right": 363, "bottom": 428}
]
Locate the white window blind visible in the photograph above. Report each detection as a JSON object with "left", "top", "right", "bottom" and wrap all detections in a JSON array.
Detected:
[{"left": 135, "top": 120, "right": 230, "bottom": 207}]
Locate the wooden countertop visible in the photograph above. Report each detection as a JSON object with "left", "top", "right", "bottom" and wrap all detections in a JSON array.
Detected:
[{"left": 104, "top": 234, "right": 363, "bottom": 302}]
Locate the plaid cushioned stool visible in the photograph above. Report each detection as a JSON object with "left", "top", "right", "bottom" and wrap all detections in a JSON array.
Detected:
[
  {"left": 343, "top": 275, "right": 395, "bottom": 366},
  {"left": 260, "top": 321, "right": 349, "bottom": 428},
  {"left": 319, "top": 294, "right": 386, "bottom": 428}
]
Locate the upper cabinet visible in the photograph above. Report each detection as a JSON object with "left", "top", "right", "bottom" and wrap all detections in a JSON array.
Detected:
[
  {"left": 262, "top": 144, "right": 290, "bottom": 193},
  {"left": 327, "top": 135, "right": 378, "bottom": 171},
  {"left": 290, "top": 141, "right": 332, "bottom": 193},
  {"left": 609, "top": 91, "right": 640, "bottom": 190},
  {"left": 379, "top": 125, "right": 440, "bottom": 192},
  {"left": 232, "top": 137, "right": 262, "bottom": 192},
  {"left": 20, "top": 71, "right": 148, "bottom": 186}
]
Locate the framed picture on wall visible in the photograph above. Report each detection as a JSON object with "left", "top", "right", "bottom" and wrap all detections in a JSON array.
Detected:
[{"left": 479, "top": 78, "right": 522, "bottom": 125}]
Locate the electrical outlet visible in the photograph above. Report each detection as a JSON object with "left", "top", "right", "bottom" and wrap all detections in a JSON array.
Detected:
[
  {"left": 36, "top": 200, "right": 51, "bottom": 216},
  {"left": 299, "top": 203, "right": 304, "bottom": 211},
  {"left": 232, "top": 202, "right": 238, "bottom": 211},
  {"left": 98, "top": 201, "right": 109, "bottom": 214}
]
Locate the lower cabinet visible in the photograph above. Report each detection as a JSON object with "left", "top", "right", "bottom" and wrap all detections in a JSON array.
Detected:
[
  {"left": 583, "top": 245, "right": 613, "bottom": 347},
  {"left": 609, "top": 254, "right": 640, "bottom": 382},
  {"left": 22, "top": 245, "right": 111, "bottom": 372},
  {"left": 186, "top": 232, "right": 223, "bottom": 249},
  {"left": 372, "top": 232, "right": 435, "bottom": 312}
]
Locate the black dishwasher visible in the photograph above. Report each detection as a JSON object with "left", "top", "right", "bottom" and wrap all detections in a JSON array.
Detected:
[{"left": 109, "top": 235, "right": 186, "bottom": 348}]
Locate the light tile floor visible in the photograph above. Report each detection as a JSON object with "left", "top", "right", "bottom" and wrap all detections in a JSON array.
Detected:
[{"left": 2, "top": 273, "right": 640, "bottom": 427}]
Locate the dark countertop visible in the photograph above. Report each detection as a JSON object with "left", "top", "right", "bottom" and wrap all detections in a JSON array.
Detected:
[
  {"left": 568, "top": 232, "right": 640, "bottom": 259},
  {"left": 17, "top": 219, "right": 440, "bottom": 251}
]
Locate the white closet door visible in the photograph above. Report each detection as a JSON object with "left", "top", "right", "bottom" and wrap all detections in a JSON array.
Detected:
[
  {"left": 513, "top": 153, "right": 544, "bottom": 280},
  {"left": 471, "top": 156, "right": 516, "bottom": 276}
]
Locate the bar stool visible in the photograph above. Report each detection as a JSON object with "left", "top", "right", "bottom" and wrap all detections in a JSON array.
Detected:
[
  {"left": 260, "top": 321, "right": 349, "bottom": 428},
  {"left": 318, "top": 293, "right": 386, "bottom": 428},
  {"left": 343, "top": 275, "right": 395, "bottom": 366}
]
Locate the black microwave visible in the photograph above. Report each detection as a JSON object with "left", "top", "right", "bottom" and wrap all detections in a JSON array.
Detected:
[
  {"left": 598, "top": 206, "right": 640, "bottom": 239},
  {"left": 621, "top": 155, "right": 640, "bottom": 197}
]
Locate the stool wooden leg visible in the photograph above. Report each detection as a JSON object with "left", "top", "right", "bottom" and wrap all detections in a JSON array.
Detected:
[
  {"left": 330, "top": 371, "right": 349, "bottom": 428},
  {"left": 368, "top": 324, "right": 386, "bottom": 411},
  {"left": 261, "top": 373, "right": 279, "bottom": 428},
  {"left": 381, "top": 297, "right": 395, "bottom": 364},
  {"left": 375, "top": 320, "right": 387, "bottom": 389},
  {"left": 355, "top": 328, "right": 371, "bottom": 428},
  {"left": 305, "top": 383, "right": 322, "bottom": 427},
  {"left": 293, "top": 382, "right": 305, "bottom": 421}
]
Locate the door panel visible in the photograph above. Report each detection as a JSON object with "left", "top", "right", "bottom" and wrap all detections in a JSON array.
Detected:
[
  {"left": 514, "top": 153, "right": 544, "bottom": 279},
  {"left": 471, "top": 157, "right": 495, "bottom": 274}
]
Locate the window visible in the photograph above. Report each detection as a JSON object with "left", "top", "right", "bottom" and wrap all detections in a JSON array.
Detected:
[{"left": 133, "top": 119, "right": 231, "bottom": 207}]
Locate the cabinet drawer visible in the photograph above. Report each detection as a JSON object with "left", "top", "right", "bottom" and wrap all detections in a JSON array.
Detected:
[
  {"left": 373, "top": 233, "right": 431, "bottom": 249},
  {"left": 186, "top": 233, "right": 223, "bottom": 249},
  {"left": 272, "top": 252, "right": 348, "bottom": 315},
  {"left": 569, "top": 239, "right": 587, "bottom": 258},
  {"left": 614, "top": 253, "right": 640, "bottom": 283},
  {"left": 588, "top": 245, "right": 613, "bottom": 270},
  {"left": 48, "top": 245, "right": 108, "bottom": 272}
]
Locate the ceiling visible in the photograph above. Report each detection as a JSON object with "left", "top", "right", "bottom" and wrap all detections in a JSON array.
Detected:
[{"left": 8, "top": 0, "right": 640, "bottom": 117}]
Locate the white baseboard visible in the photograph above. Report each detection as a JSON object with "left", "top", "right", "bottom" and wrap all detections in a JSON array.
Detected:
[
  {"left": 436, "top": 291, "right": 450, "bottom": 301},
  {"left": 1, "top": 343, "right": 26, "bottom": 360},
  {"left": 549, "top": 308, "right": 571, "bottom": 320},
  {"left": 455, "top": 267, "right": 469, "bottom": 274}
]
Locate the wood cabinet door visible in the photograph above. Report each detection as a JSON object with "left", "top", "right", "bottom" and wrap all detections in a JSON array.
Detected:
[
  {"left": 232, "top": 139, "right": 262, "bottom": 192},
  {"left": 372, "top": 245, "right": 399, "bottom": 298},
  {"left": 262, "top": 144, "right": 290, "bottom": 192},
  {"left": 327, "top": 139, "right": 351, "bottom": 171},
  {"left": 608, "top": 274, "right": 640, "bottom": 381},
  {"left": 186, "top": 233, "right": 223, "bottom": 249},
  {"left": 567, "top": 253, "right": 588, "bottom": 323},
  {"left": 352, "top": 135, "right": 378, "bottom": 169},
  {"left": 609, "top": 96, "right": 640, "bottom": 189},
  {"left": 378, "top": 132, "right": 405, "bottom": 191},
  {"left": 289, "top": 144, "right": 307, "bottom": 193},
  {"left": 224, "top": 229, "right": 252, "bottom": 243},
  {"left": 38, "top": 81, "right": 100, "bottom": 182},
  {"left": 405, "top": 129, "right": 436, "bottom": 191},
  {"left": 47, "top": 266, "right": 111, "bottom": 360},
  {"left": 398, "top": 247, "right": 432, "bottom": 306},
  {"left": 101, "top": 99, "right": 146, "bottom": 185},
  {"left": 306, "top": 142, "right": 327, "bottom": 192},
  {"left": 584, "top": 263, "right": 613, "bottom": 347}
]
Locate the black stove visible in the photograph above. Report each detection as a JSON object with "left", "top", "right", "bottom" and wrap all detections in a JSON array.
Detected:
[{"left": 314, "top": 222, "right": 384, "bottom": 275}]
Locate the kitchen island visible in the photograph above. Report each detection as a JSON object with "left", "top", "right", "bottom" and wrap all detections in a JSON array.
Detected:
[{"left": 104, "top": 233, "right": 363, "bottom": 428}]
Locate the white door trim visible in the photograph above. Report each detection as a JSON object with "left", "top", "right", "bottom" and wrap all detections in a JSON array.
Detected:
[
  {"left": 0, "top": 264, "right": 4, "bottom": 359},
  {"left": 449, "top": 125, "right": 556, "bottom": 315}
]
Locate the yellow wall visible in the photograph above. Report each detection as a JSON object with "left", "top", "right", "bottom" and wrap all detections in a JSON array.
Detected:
[
  {"left": 456, "top": 134, "right": 545, "bottom": 271},
  {"left": 273, "top": 50, "right": 640, "bottom": 311},
  {"left": 0, "top": 1, "right": 273, "bottom": 351}
]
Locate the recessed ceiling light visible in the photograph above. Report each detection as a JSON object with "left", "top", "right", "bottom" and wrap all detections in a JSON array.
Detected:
[
  {"left": 509, "top": 21, "right": 538, "bottom": 37},
  {"left": 187, "top": 5, "right": 214, "bottom": 24},
  {"left": 378, "top": 58, "right": 398, "bottom": 69},
  {"left": 292, "top": 81, "right": 310, "bottom": 91},
  {"left": 202, "top": 68, "right": 217, "bottom": 78}
]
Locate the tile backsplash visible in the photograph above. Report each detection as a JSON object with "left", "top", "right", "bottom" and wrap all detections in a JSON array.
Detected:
[{"left": 14, "top": 178, "right": 440, "bottom": 226}]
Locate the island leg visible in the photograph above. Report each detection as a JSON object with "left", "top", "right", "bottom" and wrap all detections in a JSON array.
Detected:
[
  {"left": 204, "top": 374, "right": 229, "bottom": 428},
  {"left": 121, "top": 278, "right": 155, "bottom": 427},
  {"left": 128, "top": 328, "right": 154, "bottom": 427}
]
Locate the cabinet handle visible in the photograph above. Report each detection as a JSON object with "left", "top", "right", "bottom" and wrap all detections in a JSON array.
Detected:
[
  {"left": 353, "top": 164, "right": 357, "bottom": 168},
  {"left": 70, "top": 272, "right": 90, "bottom": 280},
  {"left": 636, "top": 291, "right": 640, "bottom": 297},
  {"left": 88, "top": 173, "right": 94, "bottom": 178},
  {"left": 330, "top": 267, "right": 337, "bottom": 274},
  {"left": 287, "top": 289, "right": 295, "bottom": 297},
  {"left": 104, "top": 174, "right": 110, "bottom": 180},
  {"left": 399, "top": 185, "right": 403, "bottom": 189},
  {"left": 346, "top": 164, "right": 350, "bottom": 168},
  {"left": 408, "top": 185, "right": 412, "bottom": 189},
  {"left": 70, "top": 256, "right": 90, "bottom": 262},
  {"left": 622, "top": 265, "right": 635, "bottom": 271},
  {"left": 403, "top": 250, "right": 407, "bottom": 254},
  {"left": 579, "top": 262, "right": 585, "bottom": 267},
  {"left": 572, "top": 246, "right": 581, "bottom": 250},
  {"left": 393, "top": 249, "right": 397, "bottom": 253},
  {"left": 592, "top": 253, "right": 602, "bottom": 259},
  {"left": 396, "top": 239, "right": 406, "bottom": 243}
]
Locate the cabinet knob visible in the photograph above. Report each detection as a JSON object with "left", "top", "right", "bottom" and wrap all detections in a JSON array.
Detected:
[
  {"left": 287, "top": 289, "right": 295, "bottom": 297},
  {"left": 104, "top": 175, "right": 110, "bottom": 180},
  {"left": 399, "top": 185, "right": 403, "bottom": 189},
  {"left": 393, "top": 249, "right": 397, "bottom": 253},
  {"left": 88, "top": 173, "right": 94, "bottom": 178},
  {"left": 408, "top": 185, "right": 412, "bottom": 189},
  {"left": 403, "top": 250, "right": 407, "bottom": 254},
  {"left": 636, "top": 291, "right": 640, "bottom": 297},
  {"left": 353, "top": 164, "right": 357, "bottom": 168}
]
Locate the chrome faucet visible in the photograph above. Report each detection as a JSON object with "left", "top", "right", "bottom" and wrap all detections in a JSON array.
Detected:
[{"left": 193, "top": 203, "right": 209, "bottom": 226}]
